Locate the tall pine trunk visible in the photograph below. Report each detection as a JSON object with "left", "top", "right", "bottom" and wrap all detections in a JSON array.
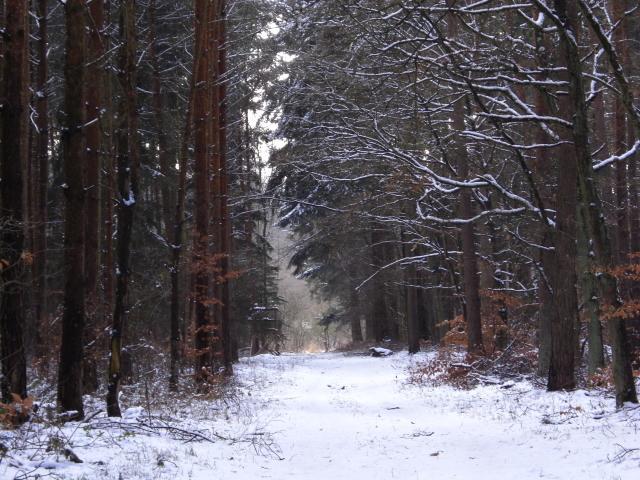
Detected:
[
  {"left": 193, "top": 0, "right": 212, "bottom": 381},
  {"left": 149, "top": 0, "right": 174, "bottom": 236},
  {"left": 167, "top": 35, "right": 197, "bottom": 390},
  {"left": 214, "top": 0, "right": 233, "bottom": 372},
  {"left": 107, "top": 0, "right": 139, "bottom": 417},
  {"left": 32, "top": 0, "right": 49, "bottom": 363},
  {"left": 613, "top": 0, "right": 630, "bottom": 262},
  {"left": 576, "top": 0, "right": 639, "bottom": 406},
  {"left": 57, "top": 0, "right": 86, "bottom": 418},
  {"left": 85, "top": 0, "right": 103, "bottom": 314},
  {"left": 547, "top": 0, "right": 580, "bottom": 392},
  {"left": 83, "top": 0, "right": 105, "bottom": 394},
  {"left": 0, "top": 0, "right": 29, "bottom": 402},
  {"left": 447, "top": 6, "right": 482, "bottom": 352},
  {"left": 101, "top": 0, "right": 115, "bottom": 339}
]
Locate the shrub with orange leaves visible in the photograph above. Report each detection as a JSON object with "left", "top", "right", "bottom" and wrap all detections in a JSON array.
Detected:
[
  {"left": 439, "top": 291, "right": 525, "bottom": 355},
  {"left": 586, "top": 366, "right": 614, "bottom": 389},
  {"left": 601, "top": 301, "right": 640, "bottom": 321},
  {"left": 439, "top": 315, "right": 467, "bottom": 347},
  {"left": 406, "top": 346, "right": 476, "bottom": 389},
  {"left": 481, "top": 290, "right": 522, "bottom": 354},
  {"left": 594, "top": 252, "right": 640, "bottom": 368},
  {"left": 0, "top": 394, "right": 34, "bottom": 427}
]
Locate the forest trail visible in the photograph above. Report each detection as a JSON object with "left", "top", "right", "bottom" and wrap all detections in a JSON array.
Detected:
[
  {"left": 3, "top": 352, "right": 639, "bottom": 479},
  {"left": 243, "top": 353, "right": 638, "bottom": 480}
]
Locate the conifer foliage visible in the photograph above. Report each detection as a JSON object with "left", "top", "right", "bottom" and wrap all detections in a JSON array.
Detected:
[
  {"left": 266, "top": 0, "right": 639, "bottom": 405},
  {"left": 0, "top": 0, "right": 280, "bottom": 418}
]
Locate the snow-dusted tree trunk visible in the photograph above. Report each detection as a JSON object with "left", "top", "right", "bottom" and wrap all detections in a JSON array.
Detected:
[
  {"left": 32, "top": 0, "right": 49, "bottom": 363},
  {"left": 107, "top": 0, "right": 140, "bottom": 417},
  {"left": 573, "top": 0, "right": 639, "bottom": 406}
]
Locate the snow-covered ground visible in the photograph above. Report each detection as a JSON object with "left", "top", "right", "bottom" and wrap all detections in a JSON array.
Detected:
[{"left": 2, "top": 352, "right": 639, "bottom": 479}]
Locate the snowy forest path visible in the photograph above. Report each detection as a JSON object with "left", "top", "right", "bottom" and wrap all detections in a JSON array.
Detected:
[
  {"left": 236, "top": 352, "right": 639, "bottom": 480},
  {"left": 4, "top": 352, "right": 638, "bottom": 479}
]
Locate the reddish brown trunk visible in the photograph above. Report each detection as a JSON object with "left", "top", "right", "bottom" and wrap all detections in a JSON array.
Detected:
[
  {"left": 626, "top": 1, "right": 640, "bottom": 253},
  {"left": 193, "top": 0, "right": 212, "bottom": 380},
  {"left": 215, "top": 0, "right": 233, "bottom": 372},
  {"left": 208, "top": 0, "right": 222, "bottom": 369},
  {"left": 85, "top": 0, "right": 104, "bottom": 308},
  {"left": 547, "top": 0, "right": 580, "bottom": 392},
  {"left": 0, "top": 0, "right": 29, "bottom": 402}
]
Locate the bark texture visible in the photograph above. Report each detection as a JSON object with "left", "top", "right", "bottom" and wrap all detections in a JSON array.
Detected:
[
  {"left": 58, "top": 0, "right": 87, "bottom": 418},
  {"left": 107, "top": 0, "right": 139, "bottom": 417},
  {"left": 0, "top": 0, "right": 29, "bottom": 402}
]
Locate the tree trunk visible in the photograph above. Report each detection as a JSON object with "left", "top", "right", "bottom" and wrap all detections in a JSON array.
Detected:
[
  {"left": 193, "top": 0, "right": 212, "bottom": 382},
  {"left": 32, "top": 0, "right": 49, "bottom": 363},
  {"left": 85, "top": 0, "right": 103, "bottom": 314},
  {"left": 368, "top": 227, "right": 386, "bottom": 342},
  {"left": 547, "top": 0, "right": 580, "bottom": 392},
  {"left": 83, "top": 0, "right": 105, "bottom": 394},
  {"left": 58, "top": 0, "right": 86, "bottom": 418},
  {"left": 577, "top": 207, "right": 604, "bottom": 374},
  {"left": 447, "top": 6, "right": 482, "bottom": 353},
  {"left": 149, "top": 0, "right": 174, "bottom": 236},
  {"left": 168, "top": 48, "right": 197, "bottom": 391},
  {"left": 627, "top": 1, "right": 640, "bottom": 254},
  {"left": 557, "top": 0, "right": 637, "bottom": 404},
  {"left": 107, "top": 0, "right": 139, "bottom": 417},
  {"left": 626, "top": 3, "right": 640, "bottom": 357},
  {"left": 402, "top": 231, "right": 420, "bottom": 353},
  {"left": 0, "top": 0, "right": 29, "bottom": 402},
  {"left": 548, "top": 155, "right": 579, "bottom": 390},
  {"left": 454, "top": 101, "right": 483, "bottom": 354},
  {"left": 531, "top": 16, "right": 558, "bottom": 377},
  {"left": 102, "top": 0, "right": 115, "bottom": 345},
  {"left": 204, "top": 0, "right": 233, "bottom": 371},
  {"left": 147, "top": 0, "right": 183, "bottom": 390},
  {"left": 349, "top": 287, "right": 363, "bottom": 343},
  {"left": 613, "top": 0, "right": 630, "bottom": 262},
  {"left": 215, "top": 0, "right": 233, "bottom": 372}
]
